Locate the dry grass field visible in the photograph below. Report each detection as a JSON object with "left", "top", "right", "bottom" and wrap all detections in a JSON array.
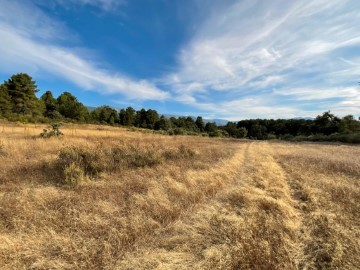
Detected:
[{"left": 0, "top": 123, "right": 359, "bottom": 269}]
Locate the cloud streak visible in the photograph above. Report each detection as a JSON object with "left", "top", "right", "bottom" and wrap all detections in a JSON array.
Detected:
[
  {"left": 165, "top": 0, "right": 360, "bottom": 118},
  {"left": 0, "top": 0, "right": 168, "bottom": 101},
  {"left": 0, "top": 0, "right": 359, "bottom": 119},
  {"left": 48, "top": 0, "right": 127, "bottom": 12}
]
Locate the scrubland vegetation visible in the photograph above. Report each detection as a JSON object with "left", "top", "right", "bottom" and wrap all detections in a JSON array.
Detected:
[{"left": 0, "top": 122, "right": 359, "bottom": 269}]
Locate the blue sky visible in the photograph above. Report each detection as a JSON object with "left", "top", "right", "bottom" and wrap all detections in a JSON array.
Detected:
[{"left": 0, "top": 0, "right": 359, "bottom": 120}]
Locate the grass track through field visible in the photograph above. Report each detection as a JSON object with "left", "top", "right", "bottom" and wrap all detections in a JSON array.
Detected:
[
  {"left": 1, "top": 127, "right": 359, "bottom": 269},
  {"left": 117, "top": 142, "right": 303, "bottom": 269},
  {"left": 275, "top": 142, "right": 360, "bottom": 270}
]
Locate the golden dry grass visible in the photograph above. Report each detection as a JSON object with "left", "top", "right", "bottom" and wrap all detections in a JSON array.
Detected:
[{"left": 0, "top": 123, "right": 359, "bottom": 269}]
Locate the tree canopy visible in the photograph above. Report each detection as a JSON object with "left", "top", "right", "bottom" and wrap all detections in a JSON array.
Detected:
[{"left": 3, "top": 73, "right": 39, "bottom": 115}]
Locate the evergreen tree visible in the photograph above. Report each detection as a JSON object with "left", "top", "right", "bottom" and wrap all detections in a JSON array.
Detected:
[
  {"left": 4, "top": 73, "right": 39, "bottom": 115},
  {"left": 154, "top": 115, "right": 172, "bottom": 130},
  {"left": 339, "top": 115, "right": 360, "bottom": 133},
  {"left": 205, "top": 122, "right": 218, "bottom": 133},
  {"left": 91, "top": 106, "right": 119, "bottom": 125},
  {"left": 0, "top": 84, "right": 12, "bottom": 116},
  {"left": 184, "top": 116, "right": 197, "bottom": 131},
  {"left": 57, "top": 92, "right": 89, "bottom": 121},
  {"left": 249, "top": 124, "right": 267, "bottom": 140},
  {"left": 41, "top": 90, "right": 61, "bottom": 118},
  {"left": 314, "top": 111, "right": 341, "bottom": 135},
  {"left": 195, "top": 116, "right": 205, "bottom": 132},
  {"left": 134, "top": 109, "right": 159, "bottom": 129},
  {"left": 145, "top": 109, "right": 159, "bottom": 129},
  {"left": 238, "top": 127, "right": 248, "bottom": 138},
  {"left": 135, "top": 109, "right": 147, "bottom": 128},
  {"left": 120, "top": 107, "right": 136, "bottom": 126},
  {"left": 119, "top": 109, "right": 126, "bottom": 125},
  {"left": 224, "top": 122, "right": 238, "bottom": 137}
]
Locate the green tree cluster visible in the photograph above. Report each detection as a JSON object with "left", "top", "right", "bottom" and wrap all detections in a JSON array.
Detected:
[
  {"left": 0, "top": 73, "right": 89, "bottom": 123},
  {"left": 1, "top": 73, "right": 359, "bottom": 142},
  {"left": 91, "top": 106, "right": 119, "bottom": 125}
]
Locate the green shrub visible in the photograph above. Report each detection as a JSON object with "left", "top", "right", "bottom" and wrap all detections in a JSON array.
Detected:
[
  {"left": 286, "top": 133, "right": 360, "bottom": 144},
  {"left": 173, "top": 128, "right": 186, "bottom": 135},
  {"left": 40, "top": 123, "right": 64, "bottom": 138},
  {"left": 207, "top": 130, "right": 225, "bottom": 137},
  {"left": 63, "top": 163, "right": 85, "bottom": 186},
  {"left": 267, "top": 134, "right": 277, "bottom": 140},
  {"left": 280, "top": 134, "right": 294, "bottom": 141},
  {"left": 110, "top": 145, "right": 162, "bottom": 168},
  {"left": 57, "top": 146, "right": 103, "bottom": 177}
]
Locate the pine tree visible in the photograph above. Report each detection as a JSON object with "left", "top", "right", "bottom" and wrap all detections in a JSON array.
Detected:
[
  {"left": 195, "top": 116, "right": 205, "bottom": 132},
  {"left": 0, "top": 84, "right": 12, "bottom": 116},
  {"left": 5, "top": 73, "right": 39, "bottom": 115},
  {"left": 41, "top": 90, "right": 61, "bottom": 118},
  {"left": 57, "top": 92, "right": 89, "bottom": 121},
  {"left": 123, "top": 107, "right": 136, "bottom": 126}
]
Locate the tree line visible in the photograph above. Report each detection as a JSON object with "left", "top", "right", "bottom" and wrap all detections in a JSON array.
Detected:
[{"left": 1, "top": 73, "right": 359, "bottom": 142}]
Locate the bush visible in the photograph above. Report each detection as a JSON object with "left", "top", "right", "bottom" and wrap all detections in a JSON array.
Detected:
[
  {"left": 281, "top": 134, "right": 294, "bottom": 141},
  {"left": 110, "top": 145, "right": 163, "bottom": 168},
  {"left": 57, "top": 146, "right": 103, "bottom": 177},
  {"left": 284, "top": 133, "right": 360, "bottom": 144},
  {"left": 63, "top": 163, "right": 85, "bottom": 186},
  {"left": 173, "top": 128, "right": 186, "bottom": 135},
  {"left": 267, "top": 134, "right": 277, "bottom": 140},
  {"left": 55, "top": 143, "right": 199, "bottom": 184},
  {"left": 178, "top": 144, "right": 196, "bottom": 158},
  {"left": 0, "top": 141, "right": 7, "bottom": 157},
  {"left": 208, "top": 131, "right": 223, "bottom": 137},
  {"left": 40, "top": 123, "right": 64, "bottom": 138}
]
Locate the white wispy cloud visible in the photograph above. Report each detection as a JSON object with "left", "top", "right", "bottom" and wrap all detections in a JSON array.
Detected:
[
  {"left": 177, "top": 96, "right": 301, "bottom": 121},
  {"left": 0, "top": 0, "right": 168, "bottom": 101},
  {"left": 164, "top": 0, "right": 360, "bottom": 119},
  {"left": 52, "top": 0, "right": 126, "bottom": 12},
  {"left": 273, "top": 86, "right": 360, "bottom": 101},
  {"left": 1, "top": 0, "right": 359, "bottom": 119}
]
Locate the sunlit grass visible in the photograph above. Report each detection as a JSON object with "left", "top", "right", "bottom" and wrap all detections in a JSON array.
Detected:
[{"left": 0, "top": 123, "right": 359, "bottom": 269}]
